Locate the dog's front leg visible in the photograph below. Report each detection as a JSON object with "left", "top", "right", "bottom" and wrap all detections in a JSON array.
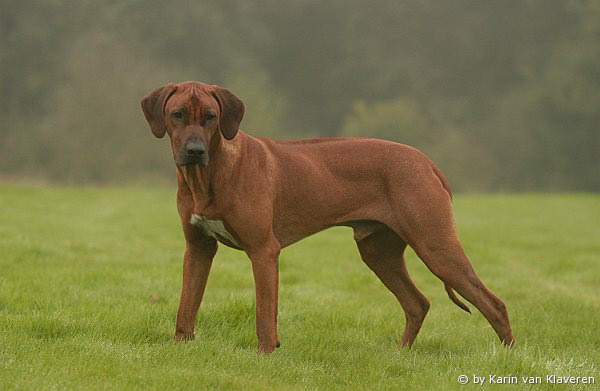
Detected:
[
  {"left": 174, "top": 236, "right": 217, "bottom": 342},
  {"left": 247, "top": 241, "right": 281, "bottom": 354}
]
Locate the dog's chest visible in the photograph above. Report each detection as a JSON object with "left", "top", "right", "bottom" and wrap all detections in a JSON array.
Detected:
[{"left": 190, "top": 214, "right": 241, "bottom": 247}]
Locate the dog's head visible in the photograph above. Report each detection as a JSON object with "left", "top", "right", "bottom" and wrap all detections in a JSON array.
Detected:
[{"left": 141, "top": 81, "right": 244, "bottom": 167}]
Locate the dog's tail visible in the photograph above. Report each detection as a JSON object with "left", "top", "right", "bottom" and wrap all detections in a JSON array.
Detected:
[
  {"left": 432, "top": 164, "right": 453, "bottom": 201},
  {"left": 431, "top": 162, "right": 467, "bottom": 312},
  {"left": 445, "top": 283, "right": 471, "bottom": 313}
]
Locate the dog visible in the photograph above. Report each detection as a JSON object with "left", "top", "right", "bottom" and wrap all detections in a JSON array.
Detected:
[{"left": 140, "top": 81, "right": 513, "bottom": 353}]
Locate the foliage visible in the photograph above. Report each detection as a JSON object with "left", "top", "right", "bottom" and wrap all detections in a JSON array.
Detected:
[
  {"left": 0, "top": 0, "right": 598, "bottom": 190},
  {"left": 342, "top": 98, "right": 430, "bottom": 149}
]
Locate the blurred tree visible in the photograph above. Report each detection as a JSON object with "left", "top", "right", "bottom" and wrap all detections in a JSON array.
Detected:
[
  {"left": 486, "top": 0, "right": 600, "bottom": 190},
  {"left": 0, "top": 0, "right": 597, "bottom": 190},
  {"left": 342, "top": 98, "right": 430, "bottom": 149},
  {"left": 222, "top": 62, "right": 292, "bottom": 139}
]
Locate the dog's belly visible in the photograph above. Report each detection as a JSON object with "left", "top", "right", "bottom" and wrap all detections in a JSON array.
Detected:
[{"left": 190, "top": 214, "right": 242, "bottom": 248}]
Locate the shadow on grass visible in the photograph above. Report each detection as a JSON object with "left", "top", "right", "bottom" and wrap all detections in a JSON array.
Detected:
[
  {"left": 18, "top": 312, "right": 173, "bottom": 346},
  {"left": 196, "top": 297, "right": 257, "bottom": 350},
  {"left": 23, "top": 317, "right": 83, "bottom": 341}
]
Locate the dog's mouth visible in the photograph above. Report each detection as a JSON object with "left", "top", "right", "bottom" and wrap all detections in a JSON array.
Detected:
[
  {"left": 176, "top": 139, "right": 209, "bottom": 167},
  {"left": 176, "top": 154, "right": 209, "bottom": 167}
]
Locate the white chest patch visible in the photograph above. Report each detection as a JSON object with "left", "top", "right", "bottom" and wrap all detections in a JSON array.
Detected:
[{"left": 190, "top": 214, "right": 240, "bottom": 247}]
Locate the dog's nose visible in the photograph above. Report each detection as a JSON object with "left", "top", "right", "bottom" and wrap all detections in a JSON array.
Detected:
[{"left": 185, "top": 142, "right": 205, "bottom": 157}]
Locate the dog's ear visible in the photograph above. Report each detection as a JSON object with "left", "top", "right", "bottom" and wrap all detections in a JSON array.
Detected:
[
  {"left": 211, "top": 86, "right": 245, "bottom": 140},
  {"left": 140, "top": 84, "right": 177, "bottom": 138}
]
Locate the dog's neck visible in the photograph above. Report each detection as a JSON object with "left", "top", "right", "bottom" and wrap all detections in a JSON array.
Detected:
[{"left": 176, "top": 132, "right": 245, "bottom": 213}]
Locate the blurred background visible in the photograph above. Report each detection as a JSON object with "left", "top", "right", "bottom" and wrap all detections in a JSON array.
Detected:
[{"left": 1, "top": 0, "right": 598, "bottom": 191}]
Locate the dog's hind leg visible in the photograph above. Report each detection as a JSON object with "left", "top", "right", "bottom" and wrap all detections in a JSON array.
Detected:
[
  {"left": 353, "top": 223, "right": 430, "bottom": 347},
  {"left": 412, "top": 239, "right": 514, "bottom": 346},
  {"left": 383, "top": 164, "right": 514, "bottom": 346}
]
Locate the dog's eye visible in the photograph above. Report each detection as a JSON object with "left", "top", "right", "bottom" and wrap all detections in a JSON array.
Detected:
[
  {"left": 172, "top": 111, "right": 184, "bottom": 120},
  {"left": 205, "top": 112, "right": 216, "bottom": 121}
]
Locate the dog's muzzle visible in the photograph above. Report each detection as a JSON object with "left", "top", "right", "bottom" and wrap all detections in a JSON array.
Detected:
[{"left": 178, "top": 141, "right": 208, "bottom": 166}]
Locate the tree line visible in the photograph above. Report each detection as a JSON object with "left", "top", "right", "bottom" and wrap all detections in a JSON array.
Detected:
[{"left": 1, "top": 0, "right": 598, "bottom": 191}]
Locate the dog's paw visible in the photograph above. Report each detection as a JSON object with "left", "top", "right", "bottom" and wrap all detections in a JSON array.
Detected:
[
  {"left": 174, "top": 332, "right": 195, "bottom": 343},
  {"left": 257, "top": 341, "right": 277, "bottom": 354}
]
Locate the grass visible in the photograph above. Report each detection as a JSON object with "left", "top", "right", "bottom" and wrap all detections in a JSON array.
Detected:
[{"left": 0, "top": 184, "right": 598, "bottom": 390}]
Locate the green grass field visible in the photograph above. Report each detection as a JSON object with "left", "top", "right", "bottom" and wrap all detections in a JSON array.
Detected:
[{"left": 0, "top": 184, "right": 598, "bottom": 390}]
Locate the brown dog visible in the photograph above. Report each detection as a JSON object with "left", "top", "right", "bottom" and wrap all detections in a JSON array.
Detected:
[{"left": 141, "top": 81, "right": 513, "bottom": 353}]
